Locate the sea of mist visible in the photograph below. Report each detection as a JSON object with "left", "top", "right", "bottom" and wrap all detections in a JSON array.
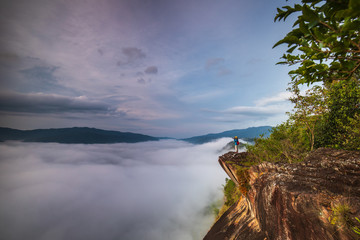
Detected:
[{"left": 0, "top": 138, "right": 233, "bottom": 240}]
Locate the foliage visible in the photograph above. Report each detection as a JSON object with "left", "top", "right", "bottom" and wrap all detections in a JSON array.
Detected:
[
  {"left": 235, "top": 166, "right": 251, "bottom": 196},
  {"left": 204, "top": 200, "right": 222, "bottom": 217},
  {"left": 246, "top": 81, "right": 360, "bottom": 158},
  {"left": 288, "top": 84, "right": 327, "bottom": 150},
  {"left": 247, "top": 122, "right": 308, "bottom": 163},
  {"left": 353, "top": 217, "right": 360, "bottom": 235},
  {"left": 336, "top": 113, "right": 360, "bottom": 150},
  {"left": 269, "top": 0, "right": 360, "bottom": 153},
  {"left": 223, "top": 178, "right": 241, "bottom": 206},
  {"left": 274, "top": 0, "right": 360, "bottom": 85},
  {"left": 314, "top": 78, "right": 360, "bottom": 149},
  {"left": 216, "top": 178, "right": 242, "bottom": 220},
  {"left": 329, "top": 201, "right": 360, "bottom": 237},
  {"left": 218, "top": 0, "right": 360, "bottom": 228},
  {"left": 329, "top": 203, "right": 352, "bottom": 227},
  {"left": 250, "top": 83, "right": 360, "bottom": 160}
]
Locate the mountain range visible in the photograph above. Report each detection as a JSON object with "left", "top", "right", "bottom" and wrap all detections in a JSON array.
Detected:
[
  {"left": 181, "top": 126, "right": 272, "bottom": 144},
  {"left": 0, "top": 127, "right": 158, "bottom": 144},
  {"left": 0, "top": 126, "right": 272, "bottom": 144}
]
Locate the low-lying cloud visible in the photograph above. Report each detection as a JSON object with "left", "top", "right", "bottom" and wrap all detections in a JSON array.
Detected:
[{"left": 0, "top": 138, "right": 230, "bottom": 240}]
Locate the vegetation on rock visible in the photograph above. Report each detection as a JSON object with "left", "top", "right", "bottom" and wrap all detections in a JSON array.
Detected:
[
  {"left": 216, "top": 0, "right": 360, "bottom": 235},
  {"left": 248, "top": 1, "right": 360, "bottom": 233},
  {"left": 249, "top": 0, "right": 360, "bottom": 163},
  {"left": 216, "top": 178, "right": 241, "bottom": 220}
]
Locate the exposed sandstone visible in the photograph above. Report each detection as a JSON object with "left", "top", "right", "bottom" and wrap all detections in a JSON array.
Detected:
[{"left": 204, "top": 148, "right": 360, "bottom": 240}]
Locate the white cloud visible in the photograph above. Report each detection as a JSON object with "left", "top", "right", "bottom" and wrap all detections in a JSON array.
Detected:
[
  {"left": 254, "top": 91, "right": 292, "bottom": 106},
  {"left": 223, "top": 105, "right": 285, "bottom": 116},
  {"left": 220, "top": 92, "right": 291, "bottom": 117},
  {"left": 208, "top": 91, "right": 292, "bottom": 127}
]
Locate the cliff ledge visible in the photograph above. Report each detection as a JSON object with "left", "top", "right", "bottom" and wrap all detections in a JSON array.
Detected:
[{"left": 204, "top": 148, "right": 360, "bottom": 240}]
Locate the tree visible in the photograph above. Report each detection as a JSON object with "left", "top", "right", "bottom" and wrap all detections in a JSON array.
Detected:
[
  {"left": 315, "top": 78, "right": 360, "bottom": 150},
  {"left": 288, "top": 85, "right": 327, "bottom": 151},
  {"left": 273, "top": 0, "right": 360, "bottom": 85},
  {"left": 246, "top": 0, "right": 360, "bottom": 165},
  {"left": 272, "top": 0, "right": 360, "bottom": 151}
]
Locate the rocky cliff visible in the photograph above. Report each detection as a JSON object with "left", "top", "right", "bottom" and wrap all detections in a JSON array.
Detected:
[{"left": 204, "top": 148, "right": 360, "bottom": 240}]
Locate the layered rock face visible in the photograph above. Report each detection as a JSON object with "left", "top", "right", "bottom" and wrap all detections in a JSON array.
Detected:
[{"left": 204, "top": 148, "right": 360, "bottom": 240}]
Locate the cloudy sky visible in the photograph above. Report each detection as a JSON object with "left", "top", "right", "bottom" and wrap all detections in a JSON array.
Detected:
[{"left": 0, "top": 0, "right": 299, "bottom": 138}]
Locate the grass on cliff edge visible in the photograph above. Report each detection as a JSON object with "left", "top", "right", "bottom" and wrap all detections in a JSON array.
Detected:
[{"left": 215, "top": 178, "right": 242, "bottom": 221}]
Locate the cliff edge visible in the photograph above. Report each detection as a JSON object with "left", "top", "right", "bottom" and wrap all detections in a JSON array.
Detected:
[{"left": 204, "top": 148, "right": 360, "bottom": 240}]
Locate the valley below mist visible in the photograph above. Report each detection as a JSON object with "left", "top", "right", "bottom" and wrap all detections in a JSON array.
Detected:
[{"left": 0, "top": 138, "right": 233, "bottom": 240}]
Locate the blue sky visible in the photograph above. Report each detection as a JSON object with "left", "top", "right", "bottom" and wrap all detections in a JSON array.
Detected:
[{"left": 0, "top": 0, "right": 300, "bottom": 138}]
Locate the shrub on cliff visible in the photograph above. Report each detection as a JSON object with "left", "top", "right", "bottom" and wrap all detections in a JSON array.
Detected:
[
  {"left": 223, "top": 178, "right": 240, "bottom": 206},
  {"left": 247, "top": 123, "right": 308, "bottom": 163},
  {"left": 216, "top": 178, "right": 241, "bottom": 220}
]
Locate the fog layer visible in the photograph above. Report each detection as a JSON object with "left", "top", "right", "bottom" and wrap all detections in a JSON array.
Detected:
[{"left": 0, "top": 139, "right": 230, "bottom": 240}]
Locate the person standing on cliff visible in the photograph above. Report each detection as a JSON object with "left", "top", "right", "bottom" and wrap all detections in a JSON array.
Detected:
[{"left": 234, "top": 136, "right": 239, "bottom": 153}]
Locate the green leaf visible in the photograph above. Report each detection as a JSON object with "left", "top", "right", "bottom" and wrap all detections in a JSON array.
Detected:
[
  {"left": 294, "top": 4, "right": 302, "bottom": 11},
  {"left": 324, "top": 36, "right": 337, "bottom": 44},
  {"left": 313, "top": 28, "right": 325, "bottom": 40},
  {"left": 299, "top": 21, "right": 310, "bottom": 34},
  {"left": 274, "top": 0, "right": 360, "bottom": 85},
  {"left": 273, "top": 35, "right": 299, "bottom": 48},
  {"left": 335, "top": 9, "right": 350, "bottom": 19},
  {"left": 349, "top": 0, "right": 360, "bottom": 11},
  {"left": 308, "top": 19, "right": 319, "bottom": 29},
  {"left": 303, "top": 59, "right": 315, "bottom": 67},
  {"left": 287, "top": 46, "right": 297, "bottom": 53},
  {"left": 298, "top": 46, "right": 312, "bottom": 54},
  {"left": 330, "top": 62, "right": 341, "bottom": 70},
  {"left": 302, "top": 5, "right": 320, "bottom": 23},
  {"left": 342, "top": 19, "right": 360, "bottom": 32}
]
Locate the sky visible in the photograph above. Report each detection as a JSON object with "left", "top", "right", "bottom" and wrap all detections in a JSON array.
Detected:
[
  {"left": 0, "top": 139, "right": 231, "bottom": 240},
  {"left": 0, "top": 0, "right": 300, "bottom": 138}
]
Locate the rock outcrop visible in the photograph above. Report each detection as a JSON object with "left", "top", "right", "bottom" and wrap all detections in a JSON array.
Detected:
[{"left": 204, "top": 148, "right": 360, "bottom": 240}]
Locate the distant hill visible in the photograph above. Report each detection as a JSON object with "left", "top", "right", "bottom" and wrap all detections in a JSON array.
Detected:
[
  {"left": 0, "top": 127, "right": 159, "bottom": 144},
  {"left": 181, "top": 126, "right": 272, "bottom": 144},
  {"left": 0, "top": 126, "right": 273, "bottom": 144}
]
